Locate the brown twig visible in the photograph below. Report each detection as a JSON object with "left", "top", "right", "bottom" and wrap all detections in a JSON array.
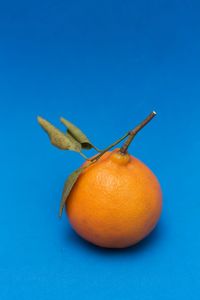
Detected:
[{"left": 120, "top": 111, "right": 157, "bottom": 154}]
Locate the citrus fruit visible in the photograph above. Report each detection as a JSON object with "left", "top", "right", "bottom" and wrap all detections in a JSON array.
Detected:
[
  {"left": 38, "top": 111, "right": 162, "bottom": 249},
  {"left": 66, "top": 149, "right": 162, "bottom": 248}
]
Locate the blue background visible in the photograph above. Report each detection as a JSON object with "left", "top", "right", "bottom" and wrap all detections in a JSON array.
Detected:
[{"left": 0, "top": 0, "right": 200, "bottom": 299}]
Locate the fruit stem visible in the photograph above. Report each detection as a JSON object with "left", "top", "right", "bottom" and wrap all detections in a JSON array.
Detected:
[{"left": 120, "top": 111, "right": 157, "bottom": 154}]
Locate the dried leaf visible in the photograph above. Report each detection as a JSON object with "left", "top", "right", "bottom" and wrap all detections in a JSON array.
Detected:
[
  {"left": 65, "top": 131, "right": 82, "bottom": 151},
  {"left": 59, "top": 167, "right": 83, "bottom": 217},
  {"left": 60, "top": 117, "right": 93, "bottom": 150},
  {"left": 37, "top": 116, "right": 81, "bottom": 152}
]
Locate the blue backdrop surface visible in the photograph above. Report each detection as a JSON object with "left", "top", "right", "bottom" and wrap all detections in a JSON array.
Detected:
[{"left": 0, "top": 0, "right": 200, "bottom": 299}]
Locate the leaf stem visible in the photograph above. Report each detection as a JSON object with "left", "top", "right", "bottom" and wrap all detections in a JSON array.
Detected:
[
  {"left": 79, "top": 152, "right": 89, "bottom": 160},
  {"left": 79, "top": 133, "right": 128, "bottom": 162},
  {"left": 90, "top": 131, "right": 130, "bottom": 162},
  {"left": 80, "top": 111, "right": 157, "bottom": 162},
  {"left": 120, "top": 111, "right": 157, "bottom": 154},
  {"left": 91, "top": 145, "right": 103, "bottom": 153}
]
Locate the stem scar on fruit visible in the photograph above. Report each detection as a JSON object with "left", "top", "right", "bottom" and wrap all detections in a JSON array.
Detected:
[{"left": 37, "top": 111, "right": 162, "bottom": 248}]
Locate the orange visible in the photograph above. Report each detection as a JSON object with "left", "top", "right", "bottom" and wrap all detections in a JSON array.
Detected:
[{"left": 66, "top": 148, "right": 162, "bottom": 248}]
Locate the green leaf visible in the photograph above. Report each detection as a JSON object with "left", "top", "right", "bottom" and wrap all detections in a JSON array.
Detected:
[
  {"left": 59, "top": 167, "right": 83, "bottom": 217},
  {"left": 37, "top": 116, "right": 81, "bottom": 152},
  {"left": 60, "top": 117, "right": 94, "bottom": 150}
]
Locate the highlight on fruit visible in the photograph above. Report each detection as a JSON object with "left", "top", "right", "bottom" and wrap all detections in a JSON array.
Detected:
[{"left": 38, "top": 112, "right": 162, "bottom": 248}]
